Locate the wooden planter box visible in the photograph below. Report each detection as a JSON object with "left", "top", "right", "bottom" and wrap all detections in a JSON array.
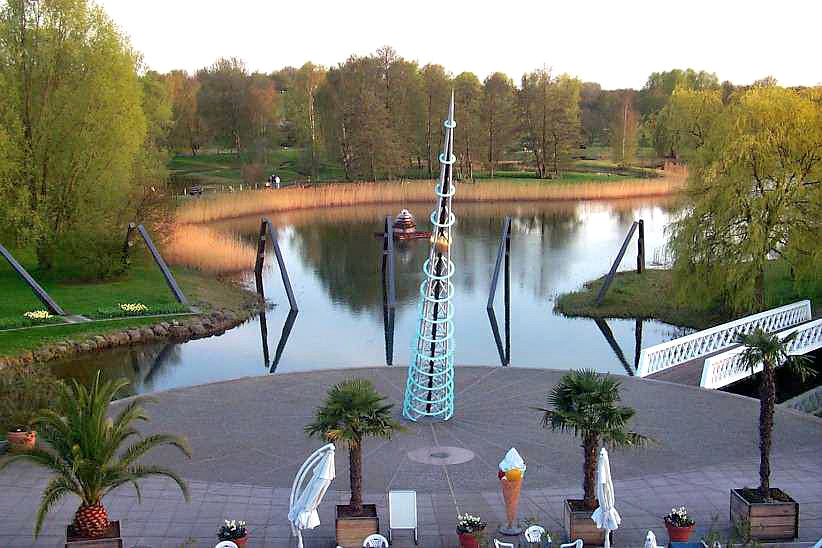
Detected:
[
  {"left": 66, "top": 520, "right": 123, "bottom": 548},
  {"left": 336, "top": 503, "right": 379, "bottom": 548},
  {"left": 730, "top": 488, "right": 799, "bottom": 541},
  {"left": 563, "top": 499, "right": 607, "bottom": 546}
]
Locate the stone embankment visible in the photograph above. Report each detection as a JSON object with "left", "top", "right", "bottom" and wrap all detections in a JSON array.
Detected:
[{"left": 0, "top": 309, "right": 251, "bottom": 368}]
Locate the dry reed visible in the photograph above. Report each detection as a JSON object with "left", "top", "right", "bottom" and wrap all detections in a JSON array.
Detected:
[
  {"left": 176, "top": 176, "right": 685, "bottom": 225},
  {"left": 163, "top": 224, "right": 256, "bottom": 273}
]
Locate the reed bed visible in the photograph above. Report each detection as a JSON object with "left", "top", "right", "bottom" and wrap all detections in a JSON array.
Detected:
[
  {"left": 163, "top": 224, "right": 257, "bottom": 274},
  {"left": 176, "top": 176, "right": 685, "bottom": 225}
]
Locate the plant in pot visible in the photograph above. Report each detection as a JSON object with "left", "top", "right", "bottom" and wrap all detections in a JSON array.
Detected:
[
  {"left": 730, "top": 329, "right": 812, "bottom": 541},
  {"left": 0, "top": 363, "right": 60, "bottom": 451},
  {"left": 456, "top": 513, "right": 487, "bottom": 548},
  {"left": 305, "top": 378, "right": 402, "bottom": 548},
  {"left": 217, "top": 519, "right": 248, "bottom": 547},
  {"left": 0, "top": 372, "right": 192, "bottom": 541},
  {"left": 535, "top": 369, "right": 650, "bottom": 546},
  {"left": 664, "top": 506, "right": 695, "bottom": 542}
]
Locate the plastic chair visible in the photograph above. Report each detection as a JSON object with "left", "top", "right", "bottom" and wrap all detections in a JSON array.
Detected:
[
  {"left": 525, "top": 525, "right": 548, "bottom": 542},
  {"left": 560, "top": 541, "right": 583, "bottom": 548},
  {"left": 388, "top": 489, "right": 418, "bottom": 544},
  {"left": 494, "top": 540, "right": 515, "bottom": 548},
  {"left": 362, "top": 533, "right": 389, "bottom": 547}
]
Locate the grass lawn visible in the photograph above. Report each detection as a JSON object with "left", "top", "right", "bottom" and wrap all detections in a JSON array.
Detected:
[
  {"left": 170, "top": 148, "right": 666, "bottom": 188},
  {"left": 555, "top": 264, "right": 822, "bottom": 330},
  {"left": 0, "top": 247, "right": 256, "bottom": 357}
]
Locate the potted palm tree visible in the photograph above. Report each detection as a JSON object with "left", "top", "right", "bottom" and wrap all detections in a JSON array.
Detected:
[
  {"left": 535, "top": 370, "right": 649, "bottom": 546},
  {"left": 730, "top": 329, "right": 812, "bottom": 541},
  {"left": 0, "top": 372, "right": 192, "bottom": 543},
  {"left": 305, "top": 378, "right": 402, "bottom": 548},
  {"left": 0, "top": 363, "right": 59, "bottom": 451}
]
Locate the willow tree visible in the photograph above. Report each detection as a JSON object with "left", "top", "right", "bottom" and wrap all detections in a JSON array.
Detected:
[
  {"left": 669, "top": 87, "right": 822, "bottom": 312},
  {"left": 0, "top": 0, "right": 147, "bottom": 272}
]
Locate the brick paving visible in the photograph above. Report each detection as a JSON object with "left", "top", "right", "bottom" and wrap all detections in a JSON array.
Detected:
[{"left": 1, "top": 366, "right": 820, "bottom": 547}]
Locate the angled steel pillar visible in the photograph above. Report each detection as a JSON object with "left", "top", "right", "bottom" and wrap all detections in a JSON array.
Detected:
[
  {"left": 136, "top": 224, "right": 189, "bottom": 305},
  {"left": 403, "top": 92, "right": 457, "bottom": 422},
  {"left": 0, "top": 243, "right": 65, "bottom": 315}
]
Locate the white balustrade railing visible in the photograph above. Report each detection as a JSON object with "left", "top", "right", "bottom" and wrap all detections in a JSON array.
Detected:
[
  {"left": 699, "top": 318, "right": 822, "bottom": 389},
  {"left": 636, "top": 300, "right": 811, "bottom": 377}
]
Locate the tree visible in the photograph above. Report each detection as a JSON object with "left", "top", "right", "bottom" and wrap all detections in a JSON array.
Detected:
[
  {"left": 737, "top": 329, "right": 812, "bottom": 499},
  {"left": 305, "top": 378, "right": 401, "bottom": 514},
  {"left": 669, "top": 87, "right": 822, "bottom": 312},
  {"left": 453, "top": 72, "right": 484, "bottom": 180},
  {"left": 482, "top": 72, "right": 516, "bottom": 177},
  {"left": 0, "top": 0, "right": 148, "bottom": 271},
  {"left": 519, "top": 69, "right": 581, "bottom": 178},
  {"left": 166, "top": 70, "right": 207, "bottom": 156},
  {"left": 420, "top": 64, "right": 451, "bottom": 177},
  {"left": 197, "top": 57, "right": 249, "bottom": 155},
  {"left": 0, "top": 373, "right": 191, "bottom": 538},
  {"left": 535, "top": 370, "right": 648, "bottom": 510},
  {"left": 610, "top": 91, "right": 638, "bottom": 165},
  {"left": 285, "top": 62, "right": 326, "bottom": 179}
]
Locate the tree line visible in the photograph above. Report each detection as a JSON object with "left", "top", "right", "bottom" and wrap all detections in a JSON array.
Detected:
[{"left": 163, "top": 48, "right": 771, "bottom": 181}]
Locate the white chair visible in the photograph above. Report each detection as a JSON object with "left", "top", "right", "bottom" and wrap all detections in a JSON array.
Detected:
[
  {"left": 388, "top": 489, "right": 418, "bottom": 544},
  {"left": 560, "top": 541, "right": 583, "bottom": 548},
  {"left": 362, "top": 533, "right": 389, "bottom": 547},
  {"left": 525, "top": 525, "right": 548, "bottom": 543},
  {"left": 494, "top": 540, "right": 515, "bottom": 548}
]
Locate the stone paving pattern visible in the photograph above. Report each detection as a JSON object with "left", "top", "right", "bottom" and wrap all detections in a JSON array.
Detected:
[{"left": 1, "top": 366, "right": 820, "bottom": 547}]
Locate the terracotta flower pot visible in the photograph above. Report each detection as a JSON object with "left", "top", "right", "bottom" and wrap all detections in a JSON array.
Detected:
[
  {"left": 665, "top": 521, "right": 694, "bottom": 542},
  {"left": 458, "top": 531, "right": 481, "bottom": 548},
  {"left": 233, "top": 534, "right": 248, "bottom": 547},
  {"left": 7, "top": 430, "right": 36, "bottom": 451}
]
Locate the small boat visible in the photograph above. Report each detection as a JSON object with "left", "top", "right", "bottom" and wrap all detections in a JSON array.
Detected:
[{"left": 374, "top": 210, "right": 432, "bottom": 240}]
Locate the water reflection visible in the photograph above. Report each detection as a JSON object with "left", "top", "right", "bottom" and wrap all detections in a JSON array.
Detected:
[{"left": 49, "top": 197, "right": 690, "bottom": 394}]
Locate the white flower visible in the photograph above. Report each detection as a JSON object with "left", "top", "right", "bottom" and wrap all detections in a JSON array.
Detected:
[{"left": 24, "top": 310, "right": 52, "bottom": 320}]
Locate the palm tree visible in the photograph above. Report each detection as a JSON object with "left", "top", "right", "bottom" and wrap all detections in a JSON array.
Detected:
[
  {"left": 305, "top": 378, "right": 402, "bottom": 515},
  {"left": 535, "top": 369, "right": 649, "bottom": 510},
  {"left": 0, "top": 373, "right": 191, "bottom": 538},
  {"left": 737, "top": 328, "right": 812, "bottom": 500}
]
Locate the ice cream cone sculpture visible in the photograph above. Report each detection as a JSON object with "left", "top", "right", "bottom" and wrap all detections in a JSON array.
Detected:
[{"left": 498, "top": 447, "right": 526, "bottom": 533}]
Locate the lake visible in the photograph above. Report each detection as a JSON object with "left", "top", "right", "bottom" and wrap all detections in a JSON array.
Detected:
[{"left": 50, "top": 196, "right": 691, "bottom": 396}]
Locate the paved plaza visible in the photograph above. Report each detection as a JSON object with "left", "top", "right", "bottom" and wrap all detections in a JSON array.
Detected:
[{"left": 1, "top": 366, "right": 821, "bottom": 547}]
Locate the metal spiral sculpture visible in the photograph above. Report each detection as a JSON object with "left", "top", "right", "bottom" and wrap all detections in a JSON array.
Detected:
[{"left": 403, "top": 92, "right": 457, "bottom": 422}]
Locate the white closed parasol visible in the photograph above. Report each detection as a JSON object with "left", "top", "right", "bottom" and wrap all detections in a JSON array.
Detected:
[
  {"left": 288, "top": 443, "right": 336, "bottom": 548},
  {"left": 591, "top": 447, "right": 620, "bottom": 548}
]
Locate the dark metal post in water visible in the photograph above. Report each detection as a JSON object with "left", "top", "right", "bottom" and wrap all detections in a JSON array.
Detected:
[
  {"left": 594, "top": 317, "right": 634, "bottom": 376},
  {"left": 487, "top": 217, "right": 512, "bottom": 309},
  {"left": 593, "top": 221, "right": 638, "bottom": 306},
  {"left": 259, "top": 309, "right": 271, "bottom": 368},
  {"left": 255, "top": 219, "right": 268, "bottom": 299},
  {"left": 137, "top": 224, "right": 189, "bottom": 305},
  {"left": 634, "top": 318, "right": 643, "bottom": 371},
  {"left": 256, "top": 218, "right": 298, "bottom": 311},
  {"left": 636, "top": 219, "right": 645, "bottom": 274},
  {"left": 0, "top": 243, "right": 65, "bottom": 316},
  {"left": 384, "top": 216, "right": 396, "bottom": 308},
  {"left": 504, "top": 224, "right": 511, "bottom": 363}
]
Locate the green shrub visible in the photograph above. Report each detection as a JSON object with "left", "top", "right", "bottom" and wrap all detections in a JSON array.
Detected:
[
  {"left": 48, "top": 228, "right": 129, "bottom": 281},
  {"left": 0, "top": 363, "right": 61, "bottom": 431}
]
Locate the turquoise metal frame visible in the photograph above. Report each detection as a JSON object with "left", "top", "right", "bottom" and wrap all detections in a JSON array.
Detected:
[{"left": 403, "top": 93, "right": 457, "bottom": 421}]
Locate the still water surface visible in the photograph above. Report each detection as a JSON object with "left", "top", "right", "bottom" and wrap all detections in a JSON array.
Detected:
[{"left": 51, "top": 197, "right": 689, "bottom": 396}]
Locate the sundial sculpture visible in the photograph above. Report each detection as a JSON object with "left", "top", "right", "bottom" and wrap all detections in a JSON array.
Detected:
[{"left": 403, "top": 92, "right": 457, "bottom": 422}]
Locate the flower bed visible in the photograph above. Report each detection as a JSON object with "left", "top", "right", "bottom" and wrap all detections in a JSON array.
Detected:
[{"left": 90, "top": 302, "right": 190, "bottom": 319}]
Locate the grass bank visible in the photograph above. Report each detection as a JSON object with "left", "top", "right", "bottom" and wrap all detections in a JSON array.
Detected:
[
  {"left": 0, "top": 249, "right": 257, "bottom": 357},
  {"left": 176, "top": 175, "right": 684, "bottom": 225},
  {"left": 555, "top": 265, "right": 822, "bottom": 330}
]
